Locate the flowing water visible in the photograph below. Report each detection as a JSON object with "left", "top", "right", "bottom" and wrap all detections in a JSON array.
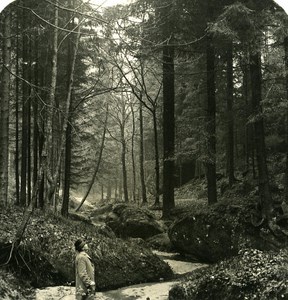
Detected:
[{"left": 36, "top": 251, "right": 207, "bottom": 300}]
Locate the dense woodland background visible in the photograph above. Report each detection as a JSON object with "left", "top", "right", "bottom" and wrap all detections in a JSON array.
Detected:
[{"left": 0, "top": 0, "right": 288, "bottom": 222}]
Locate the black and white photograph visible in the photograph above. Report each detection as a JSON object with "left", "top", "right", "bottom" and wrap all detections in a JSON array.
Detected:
[{"left": 0, "top": 0, "right": 288, "bottom": 299}]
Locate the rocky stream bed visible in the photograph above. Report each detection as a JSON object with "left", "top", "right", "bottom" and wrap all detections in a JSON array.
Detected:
[{"left": 35, "top": 251, "right": 208, "bottom": 300}]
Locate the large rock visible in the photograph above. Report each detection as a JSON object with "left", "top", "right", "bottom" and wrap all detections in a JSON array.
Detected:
[
  {"left": 168, "top": 210, "right": 238, "bottom": 262},
  {"left": 146, "top": 233, "right": 175, "bottom": 252},
  {"left": 168, "top": 201, "right": 288, "bottom": 263},
  {"left": 105, "top": 203, "right": 165, "bottom": 239},
  {"left": 90, "top": 204, "right": 113, "bottom": 223}
]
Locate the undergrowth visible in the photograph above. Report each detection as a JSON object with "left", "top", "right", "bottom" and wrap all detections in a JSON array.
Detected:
[{"left": 170, "top": 248, "right": 288, "bottom": 300}]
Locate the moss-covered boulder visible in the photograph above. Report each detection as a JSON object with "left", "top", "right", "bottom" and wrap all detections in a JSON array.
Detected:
[
  {"left": 105, "top": 203, "right": 165, "bottom": 239},
  {"left": 89, "top": 204, "right": 113, "bottom": 223},
  {"left": 146, "top": 233, "right": 175, "bottom": 252},
  {"left": 168, "top": 200, "right": 288, "bottom": 262},
  {"left": 168, "top": 206, "right": 240, "bottom": 262},
  {"left": 169, "top": 248, "right": 288, "bottom": 300}
]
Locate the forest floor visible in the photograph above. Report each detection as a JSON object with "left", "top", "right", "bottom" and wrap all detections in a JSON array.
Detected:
[
  {"left": 1, "top": 175, "right": 287, "bottom": 299},
  {"left": 0, "top": 179, "right": 206, "bottom": 300}
]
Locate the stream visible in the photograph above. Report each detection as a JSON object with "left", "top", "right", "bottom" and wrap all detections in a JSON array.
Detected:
[{"left": 36, "top": 251, "right": 207, "bottom": 300}]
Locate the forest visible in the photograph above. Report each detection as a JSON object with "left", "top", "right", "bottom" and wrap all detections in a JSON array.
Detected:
[{"left": 0, "top": 0, "right": 288, "bottom": 299}]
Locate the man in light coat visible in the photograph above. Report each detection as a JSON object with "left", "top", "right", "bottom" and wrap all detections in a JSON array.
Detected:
[{"left": 74, "top": 239, "right": 95, "bottom": 300}]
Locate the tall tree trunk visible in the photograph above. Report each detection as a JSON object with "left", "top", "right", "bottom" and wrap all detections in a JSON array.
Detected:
[
  {"left": 15, "top": 15, "right": 20, "bottom": 206},
  {"left": 162, "top": 1, "right": 175, "bottom": 218},
  {"left": 130, "top": 103, "right": 136, "bottom": 202},
  {"left": 20, "top": 7, "right": 29, "bottom": 207},
  {"left": 121, "top": 130, "right": 129, "bottom": 203},
  {"left": 243, "top": 58, "right": 250, "bottom": 172},
  {"left": 226, "top": 41, "right": 235, "bottom": 187},
  {"left": 38, "top": 74, "right": 45, "bottom": 209},
  {"left": 249, "top": 51, "right": 273, "bottom": 220},
  {"left": 0, "top": 9, "right": 11, "bottom": 205},
  {"left": 119, "top": 172, "right": 123, "bottom": 200},
  {"left": 61, "top": 2, "right": 74, "bottom": 216},
  {"left": 139, "top": 100, "right": 147, "bottom": 205},
  {"left": 33, "top": 38, "right": 39, "bottom": 207},
  {"left": 46, "top": 0, "right": 59, "bottom": 204},
  {"left": 153, "top": 110, "right": 161, "bottom": 207},
  {"left": 62, "top": 113, "right": 72, "bottom": 217},
  {"left": 284, "top": 36, "right": 288, "bottom": 204},
  {"left": 243, "top": 53, "right": 256, "bottom": 179},
  {"left": 27, "top": 37, "right": 32, "bottom": 205},
  {"left": 206, "top": 31, "right": 217, "bottom": 205}
]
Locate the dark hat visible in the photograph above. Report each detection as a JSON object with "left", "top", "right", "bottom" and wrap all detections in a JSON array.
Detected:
[{"left": 75, "top": 239, "right": 86, "bottom": 252}]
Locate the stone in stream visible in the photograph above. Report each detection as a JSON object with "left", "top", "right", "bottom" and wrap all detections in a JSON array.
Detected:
[
  {"left": 104, "top": 203, "right": 166, "bottom": 239},
  {"left": 168, "top": 201, "right": 288, "bottom": 263}
]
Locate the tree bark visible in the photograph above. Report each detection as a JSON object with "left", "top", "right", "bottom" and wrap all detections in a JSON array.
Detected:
[
  {"left": 226, "top": 41, "right": 235, "bottom": 187},
  {"left": 0, "top": 9, "right": 11, "bottom": 206},
  {"left": 61, "top": 2, "right": 74, "bottom": 217},
  {"left": 243, "top": 55, "right": 257, "bottom": 179},
  {"left": 20, "top": 6, "right": 30, "bottom": 207},
  {"left": 153, "top": 110, "right": 161, "bottom": 207},
  {"left": 284, "top": 36, "right": 288, "bottom": 204},
  {"left": 243, "top": 57, "right": 250, "bottom": 173},
  {"left": 27, "top": 37, "right": 32, "bottom": 205},
  {"left": 121, "top": 126, "right": 129, "bottom": 203},
  {"left": 15, "top": 14, "right": 20, "bottom": 206},
  {"left": 206, "top": 32, "right": 217, "bottom": 205},
  {"left": 38, "top": 73, "right": 46, "bottom": 209},
  {"left": 139, "top": 100, "right": 147, "bottom": 205},
  {"left": 162, "top": 40, "right": 175, "bottom": 216},
  {"left": 130, "top": 103, "right": 136, "bottom": 202},
  {"left": 249, "top": 51, "right": 273, "bottom": 219},
  {"left": 45, "top": 0, "right": 59, "bottom": 204},
  {"left": 33, "top": 37, "right": 39, "bottom": 207},
  {"left": 61, "top": 113, "right": 72, "bottom": 217}
]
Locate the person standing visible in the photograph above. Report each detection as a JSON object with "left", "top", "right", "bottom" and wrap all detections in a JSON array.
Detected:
[{"left": 74, "top": 239, "right": 96, "bottom": 300}]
